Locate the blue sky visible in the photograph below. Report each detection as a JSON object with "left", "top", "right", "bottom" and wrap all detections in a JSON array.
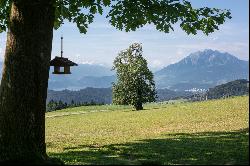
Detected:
[{"left": 0, "top": 0, "right": 249, "bottom": 71}]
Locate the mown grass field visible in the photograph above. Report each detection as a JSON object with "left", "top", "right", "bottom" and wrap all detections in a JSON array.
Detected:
[{"left": 46, "top": 96, "right": 249, "bottom": 165}]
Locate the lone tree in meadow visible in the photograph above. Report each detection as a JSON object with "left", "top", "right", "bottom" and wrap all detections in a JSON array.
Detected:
[
  {"left": 0, "top": 0, "right": 231, "bottom": 164},
  {"left": 112, "top": 43, "right": 156, "bottom": 110}
]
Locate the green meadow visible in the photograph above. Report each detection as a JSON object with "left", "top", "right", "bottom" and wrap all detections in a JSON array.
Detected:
[{"left": 46, "top": 96, "right": 249, "bottom": 165}]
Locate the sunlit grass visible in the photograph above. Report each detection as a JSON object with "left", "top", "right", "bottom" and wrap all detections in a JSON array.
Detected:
[{"left": 46, "top": 96, "right": 249, "bottom": 165}]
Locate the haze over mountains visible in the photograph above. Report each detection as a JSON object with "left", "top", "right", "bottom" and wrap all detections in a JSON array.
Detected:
[
  {"left": 48, "top": 64, "right": 115, "bottom": 90},
  {"left": 0, "top": 49, "right": 249, "bottom": 91}
]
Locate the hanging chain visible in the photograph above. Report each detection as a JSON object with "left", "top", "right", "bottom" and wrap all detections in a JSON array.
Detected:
[{"left": 60, "top": 0, "right": 63, "bottom": 58}]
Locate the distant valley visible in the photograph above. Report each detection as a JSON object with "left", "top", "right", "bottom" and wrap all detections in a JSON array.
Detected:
[{"left": 0, "top": 49, "right": 249, "bottom": 91}]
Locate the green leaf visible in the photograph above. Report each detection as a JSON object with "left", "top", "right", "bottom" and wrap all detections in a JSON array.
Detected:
[
  {"left": 90, "top": 6, "right": 97, "bottom": 14},
  {"left": 103, "top": 0, "right": 111, "bottom": 6}
]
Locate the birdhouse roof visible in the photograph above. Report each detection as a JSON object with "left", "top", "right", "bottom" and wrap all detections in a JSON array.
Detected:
[{"left": 50, "top": 56, "right": 78, "bottom": 66}]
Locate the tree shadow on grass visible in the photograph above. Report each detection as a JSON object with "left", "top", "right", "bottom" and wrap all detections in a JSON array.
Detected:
[{"left": 48, "top": 128, "right": 249, "bottom": 165}]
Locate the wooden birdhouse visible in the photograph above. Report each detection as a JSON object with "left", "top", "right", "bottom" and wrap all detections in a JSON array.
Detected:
[
  {"left": 50, "top": 36, "right": 77, "bottom": 74},
  {"left": 50, "top": 56, "right": 77, "bottom": 74}
]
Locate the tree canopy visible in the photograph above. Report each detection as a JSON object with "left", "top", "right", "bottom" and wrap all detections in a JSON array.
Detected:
[
  {"left": 0, "top": 0, "right": 231, "bottom": 34},
  {"left": 112, "top": 43, "right": 156, "bottom": 110}
]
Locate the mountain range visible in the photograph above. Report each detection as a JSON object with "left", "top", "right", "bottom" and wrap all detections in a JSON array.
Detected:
[
  {"left": 0, "top": 49, "right": 249, "bottom": 91},
  {"left": 155, "top": 49, "right": 249, "bottom": 90}
]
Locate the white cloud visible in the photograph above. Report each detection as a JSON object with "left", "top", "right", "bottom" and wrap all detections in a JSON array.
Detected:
[
  {"left": 149, "top": 59, "right": 165, "bottom": 70},
  {"left": 176, "top": 49, "right": 185, "bottom": 57},
  {"left": 89, "top": 22, "right": 113, "bottom": 29},
  {"left": 211, "top": 36, "right": 219, "bottom": 41}
]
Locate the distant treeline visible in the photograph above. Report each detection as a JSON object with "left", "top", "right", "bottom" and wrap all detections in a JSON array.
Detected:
[
  {"left": 46, "top": 79, "right": 249, "bottom": 111},
  {"left": 46, "top": 99, "right": 104, "bottom": 112},
  {"left": 47, "top": 87, "right": 193, "bottom": 105},
  {"left": 47, "top": 87, "right": 112, "bottom": 104},
  {"left": 46, "top": 87, "right": 192, "bottom": 111}
]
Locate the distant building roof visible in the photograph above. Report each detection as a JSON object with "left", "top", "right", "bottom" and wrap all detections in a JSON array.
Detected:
[{"left": 50, "top": 56, "right": 78, "bottom": 66}]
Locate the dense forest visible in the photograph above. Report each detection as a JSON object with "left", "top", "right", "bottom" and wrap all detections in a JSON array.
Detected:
[
  {"left": 206, "top": 79, "right": 249, "bottom": 99},
  {"left": 185, "top": 79, "right": 249, "bottom": 101},
  {"left": 47, "top": 87, "right": 112, "bottom": 104}
]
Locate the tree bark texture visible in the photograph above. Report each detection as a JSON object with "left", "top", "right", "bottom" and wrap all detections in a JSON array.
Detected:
[{"left": 0, "top": 0, "right": 55, "bottom": 163}]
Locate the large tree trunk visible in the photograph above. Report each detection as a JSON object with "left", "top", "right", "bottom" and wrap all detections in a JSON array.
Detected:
[
  {"left": 135, "top": 102, "right": 143, "bottom": 111},
  {"left": 135, "top": 85, "right": 143, "bottom": 111},
  {"left": 0, "top": 0, "right": 56, "bottom": 163}
]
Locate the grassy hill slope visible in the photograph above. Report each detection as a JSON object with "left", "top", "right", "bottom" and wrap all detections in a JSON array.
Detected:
[{"left": 46, "top": 96, "right": 249, "bottom": 165}]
